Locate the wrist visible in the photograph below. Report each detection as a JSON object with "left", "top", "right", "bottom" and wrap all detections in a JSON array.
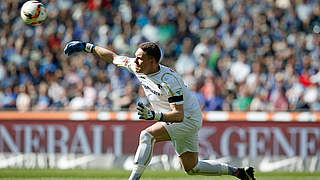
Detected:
[
  {"left": 84, "top": 43, "right": 95, "bottom": 53},
  {"left": 154, "top": 112, "right": 163, "bottom": 121}
]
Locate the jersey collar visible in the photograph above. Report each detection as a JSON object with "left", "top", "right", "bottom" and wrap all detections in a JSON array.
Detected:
[{"left": 147, "top": 65, "right": 162, "bottom": 77}]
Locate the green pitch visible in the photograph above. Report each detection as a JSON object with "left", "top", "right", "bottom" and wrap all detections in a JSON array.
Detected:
[{"left": 0, "top": 168, "right": 319, "bottom": 180}]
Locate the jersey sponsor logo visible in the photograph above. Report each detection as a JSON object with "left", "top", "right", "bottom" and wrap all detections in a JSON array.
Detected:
[{"left": 142, "top": 84, "right": 161, "bottom": 96}]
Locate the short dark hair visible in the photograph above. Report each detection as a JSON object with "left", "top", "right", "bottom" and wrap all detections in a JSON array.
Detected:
[{"left": 138, "top": 42, "right": 161, "bottom": 63}]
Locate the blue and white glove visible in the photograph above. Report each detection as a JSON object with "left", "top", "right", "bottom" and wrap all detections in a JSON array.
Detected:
[
  {"left": 64, "top": 41, "right": 95, "bottom": 56},
  {"left": 137, "top": 102, "right": 163, "bottom": 121}
]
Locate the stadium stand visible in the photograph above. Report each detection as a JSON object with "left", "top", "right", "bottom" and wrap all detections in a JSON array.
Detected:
[{"left": 0, "top": 0, "right": 319, "bottom": 112}]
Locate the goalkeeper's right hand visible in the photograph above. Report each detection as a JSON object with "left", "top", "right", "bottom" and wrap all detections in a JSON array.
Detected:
[{"left": 64, "top": 41, "right": 95, "bottom": 56}]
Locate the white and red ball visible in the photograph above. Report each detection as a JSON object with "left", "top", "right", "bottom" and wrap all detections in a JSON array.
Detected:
[{"left": 20, "top": 1, "right": 47, "bottom": 26}]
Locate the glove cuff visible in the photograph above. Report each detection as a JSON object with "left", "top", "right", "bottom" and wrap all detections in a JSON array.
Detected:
[
  {"left": 85, "top": 43, "right": 95, "bottom": 53},
  {"left": 154, "top": 112, "right": 163, "bottom": 121}
]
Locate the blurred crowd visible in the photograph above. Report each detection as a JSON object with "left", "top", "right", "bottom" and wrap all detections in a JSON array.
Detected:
[{"left": 0, "top": 0, "right": 319, "bottom": 112}]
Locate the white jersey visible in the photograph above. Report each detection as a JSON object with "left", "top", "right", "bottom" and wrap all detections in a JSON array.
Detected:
[{"left": 114, "top": 56, "right": 202, "bottom": 119}]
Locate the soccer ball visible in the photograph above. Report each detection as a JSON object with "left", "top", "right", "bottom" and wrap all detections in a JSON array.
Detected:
[{"left": 20, "top": 1, "right": 47, "bottom": 26}]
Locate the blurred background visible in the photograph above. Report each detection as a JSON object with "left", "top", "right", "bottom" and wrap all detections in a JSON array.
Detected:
[
  {"left": 0, "top": 0, "right": 320, "bottom": 174},
  {"left": 1, "top": 0, "right": 319, "bottom": 112}
]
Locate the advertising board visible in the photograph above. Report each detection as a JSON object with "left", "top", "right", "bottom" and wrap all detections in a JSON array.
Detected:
[{"left": 1, "top": 120, "right": 319, "bottom": 157}]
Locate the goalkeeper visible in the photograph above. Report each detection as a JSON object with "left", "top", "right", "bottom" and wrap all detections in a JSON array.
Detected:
[{"left": 64, "top": 41, "right": 256, "bottom": 180}]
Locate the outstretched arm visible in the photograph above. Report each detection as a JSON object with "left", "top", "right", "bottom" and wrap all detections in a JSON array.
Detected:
[
  {"left": 93, "top": 45, "right": 118, "bottom": 64},
  {"left": 64, "top": 41, "right": 119, "bottom": 64}
]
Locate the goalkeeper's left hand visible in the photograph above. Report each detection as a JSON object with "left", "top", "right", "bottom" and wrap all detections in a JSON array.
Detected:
[
  {"left": 136, "top": 102, "right": 163, "bottom": 121},
  {"left": 64, "top": 41, "right": 95, "bottom": 56}
]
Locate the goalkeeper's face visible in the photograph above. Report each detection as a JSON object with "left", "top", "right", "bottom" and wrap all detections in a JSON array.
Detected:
[{"left": 134, "top": 48, "right": 157, "bottom": 74}]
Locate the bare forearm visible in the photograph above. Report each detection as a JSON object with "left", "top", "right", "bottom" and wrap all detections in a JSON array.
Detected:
[
  {"left": 162, "top": 111, "right": 184, "bottom": 123},
  {"left": 93, "top": 46, "right": 118, "bottom": 64},
  {"left": 158, "top": 103, "right": 184, "bottom": 123}
]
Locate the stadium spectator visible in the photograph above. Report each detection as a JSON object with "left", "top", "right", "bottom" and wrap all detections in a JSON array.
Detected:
[
  {"left": 16, "top": 85, "right": 31, "bottom": 111},
  {"left": 174, "top": 37, "right": 197, "bottom": 76}
]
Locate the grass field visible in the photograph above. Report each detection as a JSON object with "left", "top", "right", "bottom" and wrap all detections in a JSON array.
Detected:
[{"left": 0, "top": 168, "right": 320, "bottom": 180}]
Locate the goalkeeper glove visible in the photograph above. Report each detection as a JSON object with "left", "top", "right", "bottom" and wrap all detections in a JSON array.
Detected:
[
  {"left": 136, "top": 102, "right": 163, "bottom": 121},
  {"left": 64, "top": 41, "right": 95, "bottom": 56}
]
